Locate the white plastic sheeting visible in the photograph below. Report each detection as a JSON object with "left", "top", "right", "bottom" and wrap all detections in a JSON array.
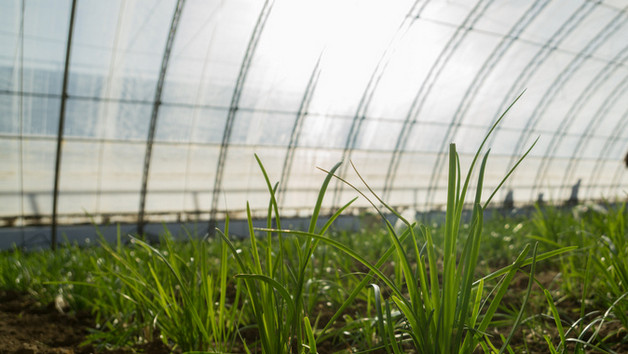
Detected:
[{"left": 1, "top": 0, "right": 627, "bottom": 232}]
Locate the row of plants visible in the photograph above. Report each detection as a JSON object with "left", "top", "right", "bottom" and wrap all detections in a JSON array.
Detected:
[{"left": 1, "top": 99, "right": 627, "bottom": 353}]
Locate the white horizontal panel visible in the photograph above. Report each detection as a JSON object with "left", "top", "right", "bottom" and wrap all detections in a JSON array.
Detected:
[
  {"left": 354, "top": 119, "right": 403, "bottom": 151},
  {"left": 64, "top": 99, "right": 151, "bottom": 140},
  {"left": 0, "top": 94, "right": 60, "bottom": 136},
  {"left": 155, "top": 105, "right": 230, "bottom": 144},
  {"left": 608, "top": 138, "right": 628, "bottom": 160},
  {"left": 282, "top": 148, "right": 345, "bottom": 191},
  {"left": 181, "top": 146, "right": 220, "bottom": 190},
  {"left": 220, "top": 146, "right": 285, "bottom": 193},
  {"left": 341, "top": 150, "right": 396, "bottom": 188},
  {"left": 57, "top": 141, "right": 101, "bottom": 214},
  {"left": 366, "top": 21, "right": 455, "bottom": 121},
  {"left": 452, "top": 126, "right": 489, "bottom": 154},
  {"left": 405, "top": 122, "right": 449, "bottom": 153},
  {"left": 418, "top": 31, "right": 503, "bottom": 125},
  {"left": 68, "top": 0, "right": 176, "bottom": 100},
  {"left": 230, "top": 110, "right": 295, "bottom": 146},
  {"left": 0, "top": 0, "right": 71, "bottom": 94},
  {"left": 519, "top": 0, "right": 589, "bottom": 45},
  {"left": 0, "top": 139, "right": 21, "bottom": 216},
  {"left": 305, "top": 0, "right": 411, "bottom": 117},
  {"left": 161, "top": 0, "right": 266, "bottom": 107},
  {"left": 299, "top": 114, "right": 352, "bottom": 149},
  {"left": 147, "top": 144, "right": 189, "bottom": 190},
  {"left": 421, "top": 1, "right": 480, "bottom": 25},
  {"left": 388, "top": 152, "right": 439, "bottom": 189},
  {"left": 20, "top": 139, "right": 57, "bottom": 216},
  {"left": 558, "top": 4, "right": 625, "bottom": 57},
  {"left": 97, "top": 142, "right": 145, "bottom": 214}
]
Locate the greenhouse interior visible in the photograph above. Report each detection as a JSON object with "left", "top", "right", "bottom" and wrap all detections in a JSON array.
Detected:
[{"left": 1, "top": 0, "right": 628, "bottom": 353}]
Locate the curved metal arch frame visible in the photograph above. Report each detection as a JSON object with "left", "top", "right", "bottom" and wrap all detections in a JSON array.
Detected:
[
  {"left": 329, "top": 0, "right": 426, "bottom": 209},
  {"left": 94, "top": 1, "right": 127, "bottom": 222},
  {"left": 422, "top": 0, "right": 550, "bottom": 208},
  {"left": 20, "top": 0, "right": 623, "bottom": 247},
  {"left": 381, "top": 0, "right": 494, "bottom": 207},
  {"left": 277, "top": 54, "right": 323, "bottom": 209},
  {"left": 16, "top": 0, "right": 25, "bottom": 237},
  {"left": 495, "top": 5, "right": 627, "bottom": 200},
  {"left": 51, "top": 0, "right": 78, "bottom": 250},
  {"left": 209, "top": 0, "right": 275, "bottom": 233},
  {"left": 180, "top": 7, "right": 223, "bottom": 217},
  {"left": 592, "top": 108, "right": 628, "bottom": 199},
  {"left": 608, "top": 120, "right": 628, "bottom": 196},
  {"left": 137, "top": 0, "right": 187, "bottom": 236},
  {"left": 562, "top": 73, "right": 628, "bottom": 195},
  {"left": 482, "top": 1, "right": 600, "bottom": 152},
  {"left": 581, "top": 78, "right": 628, "bottom": 199},
  {"left": 531, "top": 44, "right": 628, "bottom": 196}
]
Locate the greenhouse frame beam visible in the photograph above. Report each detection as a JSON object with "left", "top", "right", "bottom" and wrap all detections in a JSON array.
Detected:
[
  {"left": 564, "top": 73, "right": 628, "bottom": 194},
  {"left": 500, "top": 7, "right": 626, "bottom": 202},
  {"left": 382, "top": 0, "right": 492, "bottom": 207},
  {"left": 483, "top": 1, "right": 598, "bottom": 151},
  {"left": 608, "top": 119, "right": 628, "bottom": 196},
  {"left": 421, "top": 0, "right": 549, "bottom": 207},
  {"left": 209, "top": 0, "right": 274, "bottom": 234},
  {"left": 17, "top": 1, "right": 25, "bottom": 235},
  {"left": 581, "top": 77, "right": 628, "bottom": 198},
  {"left": 532, "top": 45, "right": 628, "bottom": 196},
  {"left": 331, "top": 0, "right": 424, "bottom": 209},
  {"left": 51, "top": 0, "right": 78, "bottom": 250},
  {"left": 278, "top": 54, "right": 322, "bottom": 207},
  {"left": 137, "top": 0, "right": 186, "bottom": 236}
]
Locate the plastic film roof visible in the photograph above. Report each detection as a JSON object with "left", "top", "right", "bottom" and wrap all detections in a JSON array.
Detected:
[{"left": 1, "top": 0, "right": 627, "bottom": 231}]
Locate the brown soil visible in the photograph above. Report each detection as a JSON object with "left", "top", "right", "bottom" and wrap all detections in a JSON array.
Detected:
[
  {"left": 2, "top": 271, "right": 626, "bottom": 353},
  {"left": 0, "top": 289, "right": 169, "bottom": 354}
]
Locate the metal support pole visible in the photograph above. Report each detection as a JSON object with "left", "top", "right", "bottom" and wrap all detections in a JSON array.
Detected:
[
  {"left": 277, "top": 55, "right": 322, "bottom": 207},
  {"left": 209, "top": 0, "right": 274, "bottom": 234},
  {"left": 137, "top": 0, "right": 186, "bottom": 236},
  {"left": 51, "top": 0, "right": 78, "bottom": 250}
]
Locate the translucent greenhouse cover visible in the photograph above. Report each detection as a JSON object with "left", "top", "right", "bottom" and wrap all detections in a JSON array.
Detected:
[{"left": 1, "top": 0, "right": 627, "bottom": 237}]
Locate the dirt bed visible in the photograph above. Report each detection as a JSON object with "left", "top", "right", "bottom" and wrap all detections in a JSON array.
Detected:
[
  {"left": 0, "top": 290, "right": 169, "bottom": 354},
  {"left": 2, "top": 286, "right": 626, "bottom": 353}
]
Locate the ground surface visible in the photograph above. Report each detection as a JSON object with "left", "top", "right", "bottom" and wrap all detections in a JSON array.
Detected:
[
  {"left": 1, "top": 274, "right": 627, "bottom": 353},
  {"left": 0, "top": 290, "right": 169, "bottom": 354}
]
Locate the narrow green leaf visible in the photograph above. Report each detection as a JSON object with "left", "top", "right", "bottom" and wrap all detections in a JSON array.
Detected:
[
  {"left": 304, "top": 316, "right": 317, "bottom": 354},
  {"left": 235, "top": 274, "right": 296, "bottom": 316},
  {"left": 475, "top": 246, "right": 577, "bottom": 285},
  {"left": 499, "top": 243, "right": 539, "bottom": 353},
  {"left": 309, "top": 161, "right": 343, "bottom": 234},
  {"left": 371, "top": 284, "right": 389, "bottom": 352},
  {"left": 544, "top": 289, "right": 566, "bottom": 351}
]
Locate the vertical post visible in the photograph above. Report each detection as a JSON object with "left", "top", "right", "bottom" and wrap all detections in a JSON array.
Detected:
[
  {"left": 51, "top": 0, "right": 78, "bottom": 250},
  {"left": 137, "top": 0, "right": 186, "bottom": 236},
  {"left": 277, "top": 55, "right": 322, "bottom": 207},
  {"left": 208, "top": 0, "right": 274, "bottom": 234}
]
